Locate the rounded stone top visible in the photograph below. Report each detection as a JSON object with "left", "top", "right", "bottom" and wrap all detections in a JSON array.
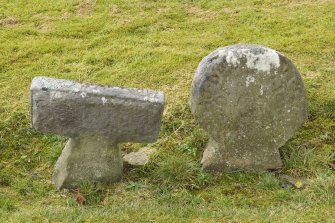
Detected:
[{"left": 190, "top": 44, "right": 307, "bottom": 153}]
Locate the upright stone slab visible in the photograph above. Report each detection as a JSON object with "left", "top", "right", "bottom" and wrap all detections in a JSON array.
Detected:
[
  {"left": 31, "top": 77, "right": 164, "bottom": 189},
  {"left": 190, "top": 44, "right": 307, "bottom": 172}
]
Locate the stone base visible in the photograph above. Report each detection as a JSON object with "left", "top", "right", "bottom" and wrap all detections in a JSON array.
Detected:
[
  {"left": 52, "top": 136, "right": 122, "bottom": 189},
  {"left": 201, "top": 138, "right": 282, "bottom": 172}
]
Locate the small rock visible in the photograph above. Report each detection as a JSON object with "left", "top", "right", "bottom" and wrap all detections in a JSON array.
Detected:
[{"left": 123, "top": 147, "right": 157, "bottom": 166}]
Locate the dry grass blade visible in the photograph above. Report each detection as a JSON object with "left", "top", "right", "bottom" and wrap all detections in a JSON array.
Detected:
[{"left": 75, "top": 188, "right": 86, "bottom": 206}]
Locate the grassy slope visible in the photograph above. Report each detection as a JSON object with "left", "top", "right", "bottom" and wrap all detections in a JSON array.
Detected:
[{"left": 0, "top": 0, "right": 334, "bottom": 222}]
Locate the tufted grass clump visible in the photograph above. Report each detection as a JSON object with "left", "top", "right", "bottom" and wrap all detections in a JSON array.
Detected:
[
  {"left": 0, "top": 172, "right": 12, "bottom": 187},
  {"left": 154, "top": 152, "right": 209, "bottom": 190},
  {"left": 75, "top": 182, "right": 108, "bottom": 206},
  {"left": 256, "top": 173, "right": 281, "bottom": 190},
  {"left": 0, "top": 194, "right": 15, "bottom": 211},
  {"left": 309, "top": 173, "right": 335, "bottom": 205}
]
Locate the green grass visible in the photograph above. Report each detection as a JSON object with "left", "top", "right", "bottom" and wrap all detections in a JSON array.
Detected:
[{"left": 0, "top": 0, "right": 334, "bottom": 222}]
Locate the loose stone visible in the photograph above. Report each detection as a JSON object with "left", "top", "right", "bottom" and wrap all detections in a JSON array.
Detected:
[{"left": 123, "top": 147, "right": 157, "bottom": 166}]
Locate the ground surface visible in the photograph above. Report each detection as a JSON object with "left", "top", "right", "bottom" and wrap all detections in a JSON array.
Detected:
[{"left": 0, "top": 0, "right": 334, "bottom": 222}]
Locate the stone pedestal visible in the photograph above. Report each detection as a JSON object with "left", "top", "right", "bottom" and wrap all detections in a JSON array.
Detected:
[
  {"left": 201, "top": 137, "right": 283, "bottom": 172},
  {"left": 53, "top": 137, "right": 122, "bottom": 189}
]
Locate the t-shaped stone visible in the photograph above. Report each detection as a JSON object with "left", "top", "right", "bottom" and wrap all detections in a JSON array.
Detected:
[
  {"left": 191, "top": 44, "right": 307, "bottom": 172},
  {"left": 31, "top": 77, "right": 164, "bottom": 189}
]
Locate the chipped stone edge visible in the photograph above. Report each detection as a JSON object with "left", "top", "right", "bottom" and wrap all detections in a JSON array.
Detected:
[{"left": 30, "top": 76, "right": 165, "bottom": 104}]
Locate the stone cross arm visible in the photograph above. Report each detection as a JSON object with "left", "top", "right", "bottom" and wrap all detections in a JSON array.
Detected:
[{"left": 30, "top": 76, "right": 164, "bottom": 143}]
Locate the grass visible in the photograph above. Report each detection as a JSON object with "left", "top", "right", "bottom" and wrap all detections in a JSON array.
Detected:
[{"left": 0, "top": 0, "right": 334, "bottom": 222}]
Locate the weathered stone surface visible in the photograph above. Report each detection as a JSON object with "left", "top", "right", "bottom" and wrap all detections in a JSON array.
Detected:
[
  {"left": 31, "top": 77, "right": 164, "bottom": 142},
  {"left": 190, "top": 44, "right": 307, "bottom": 172},
  {"left": 53, "top": 136, "right": 122, "bottom": 189},
  {"left": 123, "top": 147, "right": 157, "bottom": 166},
  {"left": 31, "top": 76, "right": 164, "bottom": 189}
]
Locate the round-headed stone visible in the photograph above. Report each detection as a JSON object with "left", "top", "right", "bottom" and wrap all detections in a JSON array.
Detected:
[{"left": 190, "top": 44, "right": 307, "bottom": 172}]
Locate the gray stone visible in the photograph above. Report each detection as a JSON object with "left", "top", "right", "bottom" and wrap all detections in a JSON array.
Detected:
[
  {"left": 190, "top": 44, "right": 307, "bottom": 172},
  {"left": 31, "top": 76, "right": 164, "bottom": 189},
  {"left": 123, "top": 147, "right": 157, "bottom": 166}
]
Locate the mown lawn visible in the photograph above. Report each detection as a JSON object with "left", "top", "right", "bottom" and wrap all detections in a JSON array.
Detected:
[{"left": 0, "top": 0, "right": 334, "bottom": 222}]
